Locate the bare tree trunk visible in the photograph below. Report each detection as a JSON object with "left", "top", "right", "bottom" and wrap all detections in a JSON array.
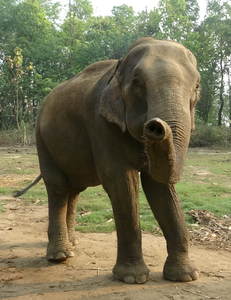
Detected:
[
  {"left": 218, "top": 51, "right": 224, "bottom": 127},
  {"left": 15, "top": 82, "right": 20, "bottom": 130},
  {"left": 228, "top": 66, "right": 231, "bottom": 128},
  {"left": 69, "top": 0, "right": 75, "bottom": 78}
]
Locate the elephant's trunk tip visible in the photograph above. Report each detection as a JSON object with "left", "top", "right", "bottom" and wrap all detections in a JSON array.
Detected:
[
  {"left": 144, "top": 118, "right": 180, "bottom": 184},
  {"left": 144, "top": 118, "right": 169, "bottom": 143}
]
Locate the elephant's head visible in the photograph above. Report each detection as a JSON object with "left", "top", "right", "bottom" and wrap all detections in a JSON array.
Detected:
[{"left": 100, "top": 37, "right": 200, "bottom": 184}]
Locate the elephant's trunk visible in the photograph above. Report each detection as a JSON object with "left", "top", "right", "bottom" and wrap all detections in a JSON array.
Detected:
[{"left": 144, "top": 118, "right": 186, "bottom": 184}]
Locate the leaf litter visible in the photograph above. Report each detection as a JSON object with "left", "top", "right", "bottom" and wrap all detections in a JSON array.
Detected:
[{"left": 187, "top": 209, "right": 231, "bottom": 252}]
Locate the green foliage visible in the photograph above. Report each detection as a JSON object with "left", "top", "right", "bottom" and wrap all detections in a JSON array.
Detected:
[
  {"left": 158, "top": 0, "right": 194, "bottom": 41},
  {"left": 136, "top": 8, "right": 162, "bottom": 38},
  {"left": 185, "top": 0, "right": 199, "bottom": 24},
  {"left": 5, "top": 47, "right": 34, "bottom": 130},
  {"left": 197, "top": 0, "right": 231, "bottom": 126},
  {"left": 1, "top": 0, "right": 231, "bottom": 136},
  {"left": 190, "top": 124, "right": 231, "bottom": 148}
]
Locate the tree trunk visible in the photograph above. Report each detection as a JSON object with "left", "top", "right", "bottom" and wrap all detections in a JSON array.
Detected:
[
  {"left": 218, "top": 51, "right": 224, "bottom": 127},
  {"left": 69, "top": 0, "right": 75, "bottom": 78},
  {"left": 228, "top": 67, "right": 231, "bottom": 128},
  {"left": 15, "top": 82, "right": 20, "bottom": 130}
]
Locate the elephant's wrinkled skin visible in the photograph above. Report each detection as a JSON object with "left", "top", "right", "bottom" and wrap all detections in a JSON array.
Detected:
[{"left": 33, "top": 38, "right": 200, "bottom": 283}]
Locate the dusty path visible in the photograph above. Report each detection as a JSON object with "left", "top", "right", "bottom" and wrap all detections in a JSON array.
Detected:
[{"left": 0, "top": 196, "right": 231, "bottom": 300}]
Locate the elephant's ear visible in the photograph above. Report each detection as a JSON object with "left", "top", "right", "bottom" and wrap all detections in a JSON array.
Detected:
[
  {"left": 99, "top": 74, "right": 126, "bottom": 132},
  {"left": 186, "top": 49, "right": 197, "bottom": 68}
]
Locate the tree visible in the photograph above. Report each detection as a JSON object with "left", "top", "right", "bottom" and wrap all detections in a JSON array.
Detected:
[
  {"left": 193, "top": 19, "right": 218, "bottom": 124},
  {"left": 0, "top": 0, "right": 63, "bottom": 129},
  {"left": 79, "top": 5, "right": 139, "bottom": 69},
  {"left": 110, "top": 5, "right": 138, "bottom": 58},
  {"left": 0, "top": 0, "right": 18, "bottom": 63},
  {"left": 204, "top": 0, "right": 231, "bottom": 126},
  {"left": 38, "top": 0, "right": 62, "bottom": 25},
  {"left": 136, "top": 8, "right": 162, "bottom": 38},
  {"left": 5, "top": 48, "right": 33, "bottom": 129},
  {"left": 65, "top": 0, "right": 93, "bottom": 77},
  {"left": 158, "top": 0, "right": 192, "bottom": 41},
  {"left": 185, "top": 0, "right": 200, "bottom": 25}
]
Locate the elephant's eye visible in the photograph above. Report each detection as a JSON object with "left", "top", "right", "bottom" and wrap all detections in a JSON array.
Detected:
[
  {"left": 131, "top": 76, "right": 145, "bottom": 97},
  {"left": 132, "top": 77, "right": 141, "bottom": 87}
]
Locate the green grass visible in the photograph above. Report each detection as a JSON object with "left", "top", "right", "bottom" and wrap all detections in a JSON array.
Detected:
[
  {"left": 0, "top": 151, "right": 39, "bottom": 175},
  {"left": 76, "top": 187, "right": 115, "bottom": 232},
  {"left": 19, "top": 188, "right": 48, "bottom": 204},
  {"left": 75, "top": 187, "right": 159, "bottom": 233},
  {"left": 177, "top": 183, "right": 231, "bottom": 216},
  {"left": 0, "top": 147, "right": 230, "bottom": 233}
]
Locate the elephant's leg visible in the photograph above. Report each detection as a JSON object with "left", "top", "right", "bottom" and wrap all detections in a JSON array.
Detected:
[
  {"left": 102, "top": 170, "right": 149, "bottom": 284},
  {"left": 141, "top": 172, "right": 199, "bottom": 282},
  {"left": 45, "top": 180, "right": 75, "bottom": 261},
  {"left": 37, "top": 140, "right": 74, "bottom": 261},
  {"left": 66, "top": 189, "right": 79, "bottom": 246}
]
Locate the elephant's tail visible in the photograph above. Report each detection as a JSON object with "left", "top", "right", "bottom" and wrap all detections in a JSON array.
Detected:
[{"left": 13, "top": 174, "right": 43, "bottom": 197}]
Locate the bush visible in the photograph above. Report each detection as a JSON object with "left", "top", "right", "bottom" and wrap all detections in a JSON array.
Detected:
[
  {"left": 190, "top": 125, "right": 231, "bottom": 148},
  {"left": 1, "top": 123, "right": 231, "bottom": 149},
  {"left": 0, "top": 124, "right": 36, "bottom": 146}
]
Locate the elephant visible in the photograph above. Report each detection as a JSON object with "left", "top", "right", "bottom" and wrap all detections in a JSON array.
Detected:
[{"left": 15, "top": 37, "right": 200, "bottom": 284}]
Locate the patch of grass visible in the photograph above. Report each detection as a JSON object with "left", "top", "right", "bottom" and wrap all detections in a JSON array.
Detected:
[
  {"left": 139, "top": 190, "right": 159, "bottom": 232},
  {"left": 76, "top": 187, "right": 115, "bottom": 232},
  {"left": 176, "top": 182, "right": 231, "bottom": 218},
  {"left": 1, "top": 152, "right": 39, "bottom": 175},
  {"left": 178, "top": 149, "right": 231, "bottom": 220},
  {"left": 75, "top": 187, "right": 159, "bottom": 233},
  {"left": 20, "top": 188, "right": 48, "bottom": 204},
  {"left": 0, "top": 147, "right": 231, "bottom": 233},
  {"left": 0, "top": 187, "right": 12, "bottom": 195}
]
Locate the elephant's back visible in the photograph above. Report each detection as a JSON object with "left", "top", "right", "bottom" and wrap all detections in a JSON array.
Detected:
[
  {"left": 64, "top": 59, "right": 118, "bottom": 95},
  {"left": 71, "top": 60, "right": 118, "bottom": 83},
  {"left": 39, "top": 59, "right": 118, "bottom": 118}
]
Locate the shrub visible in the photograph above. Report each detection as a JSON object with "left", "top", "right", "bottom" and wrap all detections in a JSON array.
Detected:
[
  {"left": 190, "top": 125, "right": 231, "bottom": 148},
  {"left": 0, "top": 124, "right": 35, "bottom": 146}
]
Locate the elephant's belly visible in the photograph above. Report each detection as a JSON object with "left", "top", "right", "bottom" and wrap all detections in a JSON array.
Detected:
[
  {"left": 68, "top": 164, "right": 101, "bottom": 189},
  {"left": 55, "top": 153, "right": 101, "bottom": 189}
]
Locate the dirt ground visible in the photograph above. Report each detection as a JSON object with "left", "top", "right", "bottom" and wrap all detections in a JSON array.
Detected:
[{"left": 0, "top": 196, "right": 231, "bottom": 300}]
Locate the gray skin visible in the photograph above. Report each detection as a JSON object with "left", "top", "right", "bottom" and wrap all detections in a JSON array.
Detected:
[{"left": 31, "top": 37, "right": 200, "bottom": 284}]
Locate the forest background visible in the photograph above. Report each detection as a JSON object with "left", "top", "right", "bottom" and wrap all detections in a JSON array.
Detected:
[{"left": 0, "top": 0, "right": 231, "bottom": 148}]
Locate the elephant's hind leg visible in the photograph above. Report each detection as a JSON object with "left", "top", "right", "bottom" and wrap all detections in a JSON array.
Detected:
[
  {"left": 46, "top": 182, "right": 75, "bottom": 261},
  {"left": 37, "top": 140, "right": 74, "bottom": 260},
  {"left": 66, "top": 189, "right": 80, "bottom": 246}
]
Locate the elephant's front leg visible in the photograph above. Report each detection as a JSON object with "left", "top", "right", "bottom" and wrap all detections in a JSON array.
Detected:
[
  {"left": 141, "top": 172, "right": 199, "bottom": 282},
  {"left": 103, "top": 170, "right": 149, "bottom": 284}
]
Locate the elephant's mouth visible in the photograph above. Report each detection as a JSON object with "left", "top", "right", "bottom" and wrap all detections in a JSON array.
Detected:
[{"left": 143, "top": 118, "right": 185, "bottom": 184}]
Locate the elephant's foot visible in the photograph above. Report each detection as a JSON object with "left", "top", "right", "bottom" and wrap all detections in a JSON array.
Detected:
[
  {"left": 163, "top": 256, "right": 199, "bottom": 282},
  {"left": 68, "top": 231, "right": 78, "bottom": 245},
  {"left": 113, "top": 260, "right": 149, "bottom": 284},
  {"left": 47, "top": 240, "right": 75, "bottom": 261}
]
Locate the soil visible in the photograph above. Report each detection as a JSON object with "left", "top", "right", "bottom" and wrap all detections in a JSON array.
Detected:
[
  {"left": 0, "top": 197, "right": 231, "bottom": 300},
  {"left": 0, "top": 147, "right": 231, "bottom": 299}
]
